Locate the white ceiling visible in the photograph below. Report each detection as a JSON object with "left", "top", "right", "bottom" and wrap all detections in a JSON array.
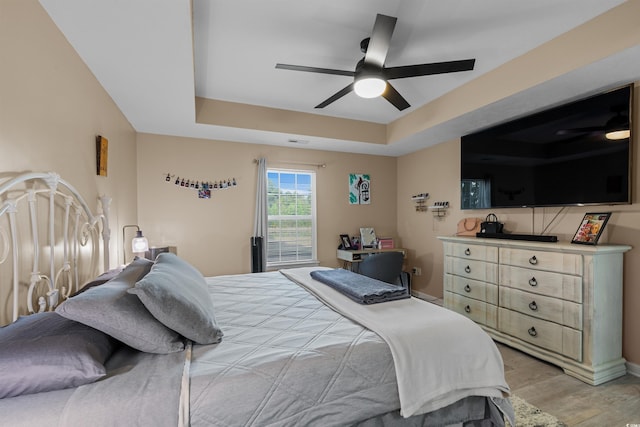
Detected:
[{"left": 39, "top": 0, "right": 638, "bottom": 157}]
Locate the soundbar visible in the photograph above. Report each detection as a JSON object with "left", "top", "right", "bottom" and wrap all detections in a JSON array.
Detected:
[{"left": 476, "top": 232, "right": 558, "bottom": 242}]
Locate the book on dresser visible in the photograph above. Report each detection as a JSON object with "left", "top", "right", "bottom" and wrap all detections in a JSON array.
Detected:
[{"left": 438, "top": 236, "right": 631, "bottom": 386}]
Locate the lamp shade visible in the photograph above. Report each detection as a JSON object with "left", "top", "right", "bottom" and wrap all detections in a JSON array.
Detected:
[{"left": 131, "top": 230, "right": 149, "bottom": 253}]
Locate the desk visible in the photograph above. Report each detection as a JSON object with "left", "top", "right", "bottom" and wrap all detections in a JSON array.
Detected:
[{"left": 337, "top": 248, "right": 406, "bottom": 270}]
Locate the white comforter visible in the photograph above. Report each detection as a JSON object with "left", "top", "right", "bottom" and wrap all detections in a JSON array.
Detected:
[{"left": 282, "top": 267, "right": 510, "bottom": 418}]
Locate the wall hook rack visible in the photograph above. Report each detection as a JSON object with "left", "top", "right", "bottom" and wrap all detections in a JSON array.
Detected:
[
  {"left": 411, "top": 193, "right": 429, "bottom": 212},
  {"left": 428, "top": 201, "right": 449, "bottom": 217}
]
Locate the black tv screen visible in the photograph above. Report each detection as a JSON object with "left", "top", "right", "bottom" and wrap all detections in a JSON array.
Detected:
[{"left": 461, "top": 85, "right": 632, "bottom": 209}]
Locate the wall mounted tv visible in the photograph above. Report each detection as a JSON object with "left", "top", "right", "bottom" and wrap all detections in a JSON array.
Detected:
[{"left": 461, "top": 84, "right": 633, "bottom": 209}]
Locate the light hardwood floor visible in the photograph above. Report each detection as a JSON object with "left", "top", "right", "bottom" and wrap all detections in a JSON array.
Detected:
[{"left": 498, "top": 343, "right": 640, "bottom": 426}]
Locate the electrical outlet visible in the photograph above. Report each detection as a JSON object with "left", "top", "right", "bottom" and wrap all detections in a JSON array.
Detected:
[{"left": 411, "top": 267, "right": 422, "bottom": 276}]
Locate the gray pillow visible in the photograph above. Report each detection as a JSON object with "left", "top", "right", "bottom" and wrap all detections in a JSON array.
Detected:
[
  {"left": 129, "top": 252, "right": 223, "bottom": 344},
  {"left": 70, "top": 266, "right": 124, "bottom": 297},
  {"left": 0, "top": 312, "right": 116, "bottom": 398},
  {"left": 56, "top": 257, "right": 185, "bottom": 354}
]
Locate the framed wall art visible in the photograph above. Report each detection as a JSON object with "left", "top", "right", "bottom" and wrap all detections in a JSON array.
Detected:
[
  {"left": 349, "top": 173, "right": 370, "bottom": 205},
  {"left": 571, "top": 212, "right": 611, "bottom": 245},
  {"left": 96, "top": 135, "right": 108, "bottom": 177}
]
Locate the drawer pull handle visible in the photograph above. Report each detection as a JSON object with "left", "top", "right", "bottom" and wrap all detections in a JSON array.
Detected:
[
  {"left": 464, "top": 305, "right": 471, "bottom": 313},
  {"left": 464, "top": 284, "right": 471, "bottom": 293},
  {"left": 465, "top": 265, "right": 471, "bottom": 273},
  {"left": 529, "top": 255, "right": 538, "bottom": 265},
  {"left": 528, "top": 327, "right": 537, "bottom": 337},
  {"left": 529, "top": 277, "right": 538, "bottom": 287},
  {"left": 464, "top": 248, "right": 471, "bottom": 256},
  {"left": 529, "top": 301, "right": 538, "bottom": 311}
]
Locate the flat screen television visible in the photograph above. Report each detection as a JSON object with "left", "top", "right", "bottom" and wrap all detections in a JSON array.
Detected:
[{"left": 461, "top": 84, "right": 633, "bottom": 209}]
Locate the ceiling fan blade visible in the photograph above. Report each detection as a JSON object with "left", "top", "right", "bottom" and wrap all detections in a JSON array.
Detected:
[
  {"left": 556, "top": 126, "right": 605, "bottom": 135},
  {"left": 276, "top": 63, "right": 354, "bottom": 77},
  {"left": 381, "top": 82, "right": 410, "bottom": 111},
  {"left": 385, "top": 59, "right": 476, "bottom": 80},
  {"left": 315, "top": 83, "right": 354, "bottom": 108},
  {"left": 364, "top": 14, "right": 397, "bottom": 67}
]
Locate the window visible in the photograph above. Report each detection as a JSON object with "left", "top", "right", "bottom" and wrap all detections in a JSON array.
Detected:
[
  {"left": 266, "top": 169, "right": 317, "bottom": 267},
  {"left": 461, "top": 179, "right": 491, "bottom": 209}
]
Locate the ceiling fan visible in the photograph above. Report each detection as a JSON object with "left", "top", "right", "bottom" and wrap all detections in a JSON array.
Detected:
[
  {"left": 275, "top": 13, "right": 476, "bottom": 111},
  {"left": 556, "top": 108, "right": 630, "bottom": 140}
]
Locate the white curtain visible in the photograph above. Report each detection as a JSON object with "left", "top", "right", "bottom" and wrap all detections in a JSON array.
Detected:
[{"left": 252, "top": 158, "right": 267, "bottom": 272}]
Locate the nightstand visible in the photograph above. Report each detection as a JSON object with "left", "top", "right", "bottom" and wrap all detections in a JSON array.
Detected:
[{"left": 144, "top": 246, "right": 177, "bottom": 261}]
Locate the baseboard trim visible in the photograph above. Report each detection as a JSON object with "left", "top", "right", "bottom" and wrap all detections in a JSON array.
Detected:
[
  {"left": 411, "top": 291, "right": 443, "bottom": 306},
  {"left": 411, "top": 290, "right": 437, "bottom": 301},
  {"left": 627, "top": 360, "right": 640, "bottom": 377}
]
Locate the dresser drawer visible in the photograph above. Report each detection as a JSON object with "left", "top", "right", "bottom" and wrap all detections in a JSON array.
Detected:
[
  {"left": 499, "top": 287, "right": 582, "bottom": 329},
  {"left": 444, "top": 291, "right": 497, "bottom": 328},
  {"left": 498, "top": 308, "right": 582, "bottom": 361},
  {"left": 499, "top": 265, "right": 582, "bottom": 303},
  {"left": 444, "top": 242, "right": 498, "bottom": 262},
  {"left": 444, "top": 274, "right": 498, "bottom": 305},
  {"left": 445, "top": 257, "right": 498, "bottom": 283},
  {"left": 500, "top": 247, "right": 582, "bottom": 275}
]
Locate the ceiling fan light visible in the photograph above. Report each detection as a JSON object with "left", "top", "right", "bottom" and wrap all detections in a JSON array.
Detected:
[
  {"left": 354, "top": 77, "right": 386, "bottom": 98},
  {"left": 605, "top": 129, "right": 630, "bottom": 140}
]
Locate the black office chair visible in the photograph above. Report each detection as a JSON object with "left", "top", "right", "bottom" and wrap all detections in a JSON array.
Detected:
[{"left": 356, "top": 252, "right": 410, "bottom": 291}]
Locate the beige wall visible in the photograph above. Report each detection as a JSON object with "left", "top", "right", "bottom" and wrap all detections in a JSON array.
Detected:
[
  {"left": 397, "top": 83, "right": 640, "bottom": 367},
  {"left": 396, "top": 139, "right": 459, "bottom": 297},
  {"left": 136, "top": 133, "right": 397, "bottom": 276},
  {"left": 0, "top": 0, "right": 138, "bottom": 267}
]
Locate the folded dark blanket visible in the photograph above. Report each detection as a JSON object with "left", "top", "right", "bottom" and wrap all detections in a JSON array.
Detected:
[{"left": 310, "top": 269, "right": 409, "bottom": 304}]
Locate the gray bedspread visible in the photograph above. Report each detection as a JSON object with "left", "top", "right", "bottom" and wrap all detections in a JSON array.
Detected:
[
  {"left": 0, "top": 271, "right": 510, "bottom": 426},
  {"left": 0, "top": 346, "right": 185, "bottom": 427},
  {"left": 189, "top": 271, "right": 509, "bottom": 426}
]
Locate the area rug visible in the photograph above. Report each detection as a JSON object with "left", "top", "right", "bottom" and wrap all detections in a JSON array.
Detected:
[{"left": 510, "top": 394, "right": 568, "bottom": 427}]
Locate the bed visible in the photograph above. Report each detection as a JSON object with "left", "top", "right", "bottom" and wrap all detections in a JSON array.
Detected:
[{"left": 0, "top": 172, "right": 514, "bottom": 426}]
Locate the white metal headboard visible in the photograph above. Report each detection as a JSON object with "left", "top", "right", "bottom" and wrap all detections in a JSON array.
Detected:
[{"left": 0, "top": 172, "right": 110, "bottom": 324}]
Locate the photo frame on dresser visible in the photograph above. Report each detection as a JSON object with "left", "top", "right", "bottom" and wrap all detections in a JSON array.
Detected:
[{"left": 571, "top": 212, "right": 611, "bottom": 245}]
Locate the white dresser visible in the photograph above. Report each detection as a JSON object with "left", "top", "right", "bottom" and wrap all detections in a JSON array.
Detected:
[{"left": 438, "top": 236, "right": 631, "bottom": 385}]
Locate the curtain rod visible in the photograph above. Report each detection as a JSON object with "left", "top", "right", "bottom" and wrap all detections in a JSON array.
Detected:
[{"left": 253, "top": 159, "right": 326, "bottom": 169}]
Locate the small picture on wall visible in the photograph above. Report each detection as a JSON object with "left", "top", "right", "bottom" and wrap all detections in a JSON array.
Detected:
[
  {"left": 571, "top": 212, "right": 611, "bottom": 245},
  {"left": 96, "top": 135, "right": 108, "bottom": 177},
  {"left": 349, "top": 174, "right": 370, "bottom": 205}
]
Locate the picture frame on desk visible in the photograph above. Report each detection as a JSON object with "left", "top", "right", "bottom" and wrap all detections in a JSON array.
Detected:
[
  {"left": 351, "top": 237, "right": 360, "bottom": 250},
  {"left": 339, "top": 234, "right": 353, "bottom": 250},
  {"left": 571, "top": 212, "right": 611, "bottom": 245},
  {"left": 360, "top": 227, "right": 377, "bottom": 248}
]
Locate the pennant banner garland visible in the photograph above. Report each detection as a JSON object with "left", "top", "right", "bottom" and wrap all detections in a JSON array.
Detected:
[{"left": 165, "top": 173, "right": 237, "bottom": 199}]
